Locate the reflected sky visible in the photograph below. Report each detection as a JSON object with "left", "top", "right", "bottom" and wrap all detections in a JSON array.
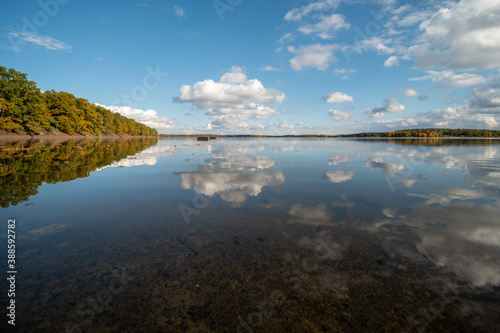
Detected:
[{"left": 1, "top": 137, "right": 499, "bottom": 331}]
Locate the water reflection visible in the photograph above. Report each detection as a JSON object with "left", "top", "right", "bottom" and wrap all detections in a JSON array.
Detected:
[
  {"left": 2, "top": 137, "right": 500, "bottom": 332},
  {"left": 0, "top": 137, "right": 157, "bottom": 207},
  {"left": 175, "top": 145, "right": 285, "bottom": 204}
]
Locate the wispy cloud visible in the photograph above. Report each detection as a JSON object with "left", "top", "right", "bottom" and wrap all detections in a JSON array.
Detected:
[
  {"left": 261, "top": 65, "right": 284, "bottom": 72},
  {"left": 7, "top": 30, "right": 72, "bottom": 52},
  {"left": 174, "top": 5, "right": 186, "bottom": 18}
]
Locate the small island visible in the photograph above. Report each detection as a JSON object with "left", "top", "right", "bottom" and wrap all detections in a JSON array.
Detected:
[{"left": 0, "top": 67, "right": 158, "bottom": 137}]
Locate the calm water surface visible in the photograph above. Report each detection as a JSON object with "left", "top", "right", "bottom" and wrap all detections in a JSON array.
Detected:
[{"left": 1, "top": 137, "right": 499, "bottom": 332}]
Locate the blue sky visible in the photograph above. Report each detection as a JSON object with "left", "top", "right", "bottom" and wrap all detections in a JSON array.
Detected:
[{"left": 1, "top": 0, "right": 500, "bottom": 134}]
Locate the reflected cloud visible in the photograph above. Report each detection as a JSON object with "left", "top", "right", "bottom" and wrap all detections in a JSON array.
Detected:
[
  {"left": 328, "top": 153, "right": 350, "bottom": 165},
  {"left": 24, "top": 223, "right": 70, "bottom": 241},
  {"left": 410, "top": 203, "right": 500, "bottom": 286},
  {"left": 175, "top": 146, "right": 285, "bottom": 204},
  {"left": 408, "top": 186, "right": 486, "bottom": 206},
  {"left": 367, "top": 157, "right": 406, "bottom": 178},
  {"left": 288, "top": 204, "right": 333, "bottom": 226},
  {"left": 99, "top": 142, "right": 178, "bottom": 169},
  {"left": 177, "top": 169, "right": 284, "bottom": 203},
  {"left": 322, "top": 170, "right": 354, "bottom": 183}
]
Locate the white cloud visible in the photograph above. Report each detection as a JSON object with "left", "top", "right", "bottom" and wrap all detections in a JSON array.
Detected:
[
  {"left": 384, "top": 55, "right": 399, "bottom": 67},
  {"left": 322, "top": 170, "right": 354, "bottom": 183},
  {"left": 404, "top": 88, "right": 418, "bottom": 97},
  {"left": 95, "top": 104, "right": 176, "bottom": 130},
  {"left": 284, "top": 0, "right": 340, "bottom": 21},
  {"left": 356, "top": 37, "right": 397, "bottom": 55},
  {"left": 364, "top": 97, "right": 406, "bottom": 118},
  {"left": 372, "top": 101, "right": 499, "bottom": 130},
  {"left": 173, "top": 68, "right": 285, "bottom": 129},
  {"left": 329, "top": 109, "right": 353, "bottom": 122},
  {"left": 174, "top": 5, "right": 186, "bottom": 18},
  {"left": 323, "top": 91, "right": 354, "bottom": 103},
  {"left": 328, "top": 153, "right": 350, "bottom": 165},
  {"left": 288, "top": 44, "right": 339, "bottom": 71},
  {"left": 410, "top": 70, "right": 488, "bottom": 87},
  {"left": 410, "top": 0, "right": 500, "bottom": 70},
  {"left": 7, "top": 30, "right": 71, "bottom": 52},
  {"left": 261, "top": 65, "right": 284, "bottom": 72},
  {"left": 298, "top": 14, "right": 350, "bottom": 39}
]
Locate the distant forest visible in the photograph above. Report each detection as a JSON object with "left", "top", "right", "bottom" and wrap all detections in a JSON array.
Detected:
[
  {"left": 384, "top": 128, "right": 500, "bottom": 137},
  {"left": 0, "top": 67, "right": 158, "bottom": 136}
]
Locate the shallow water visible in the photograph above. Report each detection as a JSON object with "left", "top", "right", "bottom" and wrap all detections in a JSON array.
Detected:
[{"left": 1, "top": 137, "right": 499, "bottom": 332}]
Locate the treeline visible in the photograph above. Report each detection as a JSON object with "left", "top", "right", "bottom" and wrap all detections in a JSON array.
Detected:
[
  {"left": 0, "top": 67, "right": 158, "bottom": 136},
  {"left": 385, "top": 128, "right": 500, "bottom": 138},
  {"left": 0, "top": 138, "right": 158, "bottom": 207}
]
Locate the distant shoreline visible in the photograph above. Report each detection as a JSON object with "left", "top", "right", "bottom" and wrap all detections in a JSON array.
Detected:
[
  {"left": 157, "top": 135, "right": 500, "bottom": 139},
  {"left": 0, "top": 131, "right": 158, "bottom": 143}
]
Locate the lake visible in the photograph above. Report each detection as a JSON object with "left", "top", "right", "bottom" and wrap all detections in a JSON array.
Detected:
[{"left": 1, "top": 137, "right": 499, "bottom": 332}]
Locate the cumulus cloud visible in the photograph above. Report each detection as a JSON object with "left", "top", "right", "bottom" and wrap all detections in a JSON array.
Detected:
[
  {"left": 7, "top": 30, "right": 72, "bottom": 52},
  {"left": 298, "top": 13, "right": 350, "bottom": 39},
  {"left": 410, "top": 70, "right": 488, "bottom": 87},
  {"left": 410, "top": 0, "right": 500, "bottom": 70},
  {"left": 323, "top": 91, "right": 354, "bottom": 103},
  {"left": 288, "top": 44, "right": 339, "bottom": 71},
  {"left": 329, "top": 109, "right": 353, "bottom": 122},
  {"left": 173, "top": 68, "right": 285, "bottom": 129},
  {"left": 364, "top": 97, "right": 406, "bottom": 118},
  {"left": 95, "top": 104, "right": 176, "bottom": 130},
  {"left": 404, "top": 88, "right": 429, "bottom": 101},
  {"left": 376, "top": 82, "right": 500, "bottom": 130},
  {"left": 404, "top": 88, "right": 418, "bottom": 97}
]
